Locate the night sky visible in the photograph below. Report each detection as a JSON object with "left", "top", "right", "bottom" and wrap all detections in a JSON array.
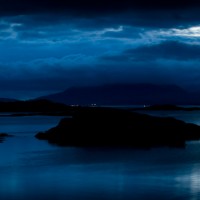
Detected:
[{"left": 1, "top": 0, "right": 200, "bottom": 99}]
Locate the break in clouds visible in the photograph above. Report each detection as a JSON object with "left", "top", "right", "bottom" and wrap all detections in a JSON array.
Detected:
[{"left": 0, "top": 0, "right": 200, "bottom": 98}]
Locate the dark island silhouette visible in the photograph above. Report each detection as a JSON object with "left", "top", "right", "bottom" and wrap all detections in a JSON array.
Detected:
[
  {"left": 0, "top": 133, "right": 12, "bottom": 143},
  {"left": 1, "top": 99, "right": 200, "bottom": 148},
  {"left": 35, "top": 107, "right": 200, "bottom": 148}
]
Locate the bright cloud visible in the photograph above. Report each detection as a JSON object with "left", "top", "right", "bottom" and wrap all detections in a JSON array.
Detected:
[
  {"left": 171, "top": 26, "right": 200, "bottom": 37},
  {"left": 152, "top": 26, "right": 200, "bottom": 39}
]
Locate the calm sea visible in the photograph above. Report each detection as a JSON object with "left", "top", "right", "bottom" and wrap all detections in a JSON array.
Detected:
[{"left": 1, "top": 111, "right": 200, "bottom": 200}]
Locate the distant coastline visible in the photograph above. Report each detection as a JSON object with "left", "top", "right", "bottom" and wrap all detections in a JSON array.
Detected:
[
  {"left": 130, "top": 104, "right": 200, "bottom": 111},
  {"left": 0, "top": 101, "right": 200, "bottom": 117},
  {"left": 1, "top": 100, "right": 200, "bottom": 148}
]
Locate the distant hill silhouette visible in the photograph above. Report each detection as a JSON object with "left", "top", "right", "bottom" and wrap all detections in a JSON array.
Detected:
[
  {"left": 0, "top": 98, "right": 19, "bottom": 102},
  {"left": 0, "top": 99, "right": 72, "bottom": 113},
  {"left": 37, "top": 83, "right": 197, "bottom": 105}
]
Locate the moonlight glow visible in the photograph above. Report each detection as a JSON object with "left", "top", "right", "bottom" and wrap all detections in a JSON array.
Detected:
[{"left": 168, "top": 26, "right": 200, "bottom": 37}]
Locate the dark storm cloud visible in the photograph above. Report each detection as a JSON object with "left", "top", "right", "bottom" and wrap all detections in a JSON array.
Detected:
[
  {"left": 1, "top": 0, "right": 200, "bottom": 99},
  {"left": 102, "top": 41, "right": 200, "bottom": 62},
  {"left": 0, "top": 0, "right": 200, "bottom": 15},
  {"left": 0, "top": 60, "right": 174, "bottom": 98},
  {"left": 0, "top": 0, "right": 200, "bottom": 28},
  {"left": 1, "top": 47, "right": 200, "bottom": 99}
]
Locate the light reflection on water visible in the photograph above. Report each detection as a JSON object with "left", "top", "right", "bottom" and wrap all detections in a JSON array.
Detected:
[{"left": 1, "top": 113, "right": 200, "bottom": 199}]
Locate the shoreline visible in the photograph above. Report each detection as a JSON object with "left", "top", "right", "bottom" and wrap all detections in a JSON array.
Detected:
[{"left": 1, "top": 104, "right": 200, "bottom": 117}]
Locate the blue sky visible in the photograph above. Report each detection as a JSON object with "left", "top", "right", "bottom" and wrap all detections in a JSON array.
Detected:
[{"left": 1, "top": 0, "right": 200, "bottom": 99}]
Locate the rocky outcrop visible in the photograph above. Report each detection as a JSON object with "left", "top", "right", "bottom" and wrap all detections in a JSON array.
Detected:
[{"left": 35, "top": 107, "right": 200, "bottom": 148}]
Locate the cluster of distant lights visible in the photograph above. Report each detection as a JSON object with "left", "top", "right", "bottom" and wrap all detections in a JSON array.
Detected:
[{"left": 70, "top": 104, "right": 97, "bottom": 107}]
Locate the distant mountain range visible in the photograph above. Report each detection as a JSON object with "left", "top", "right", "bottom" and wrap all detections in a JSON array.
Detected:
[{"left": 37, "top": 83, "right": 200, "bottom": 105}]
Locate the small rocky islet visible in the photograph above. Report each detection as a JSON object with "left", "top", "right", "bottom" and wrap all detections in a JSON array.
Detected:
[
  {"left": 0, "top": 133, "right": 12, "bottom": 143},
  {"left": 35, "top": 107, "right": 200, "bottom": 148}
]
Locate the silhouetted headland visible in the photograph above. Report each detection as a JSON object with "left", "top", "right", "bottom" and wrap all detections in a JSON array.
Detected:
[
  {"left": 0, "top": 99, "right": 77, "bottom": 116},
  {"left": 132, "top": 104, "right": 200, "bottom": 111},
  {"left": 0, "top": 133, "right": 12, "bottom": 143},
  {"left": 35, "top": 107, "right": 200, "bottom": 148}
]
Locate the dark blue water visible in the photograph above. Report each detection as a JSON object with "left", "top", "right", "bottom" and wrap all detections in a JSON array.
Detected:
[{"left": 1, "top": 113, "right": 200, "bottom": 200}]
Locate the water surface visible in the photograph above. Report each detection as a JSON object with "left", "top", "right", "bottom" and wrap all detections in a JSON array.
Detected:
[{"left": 1, "top": 113, "right": 200, "bottom": 200}]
